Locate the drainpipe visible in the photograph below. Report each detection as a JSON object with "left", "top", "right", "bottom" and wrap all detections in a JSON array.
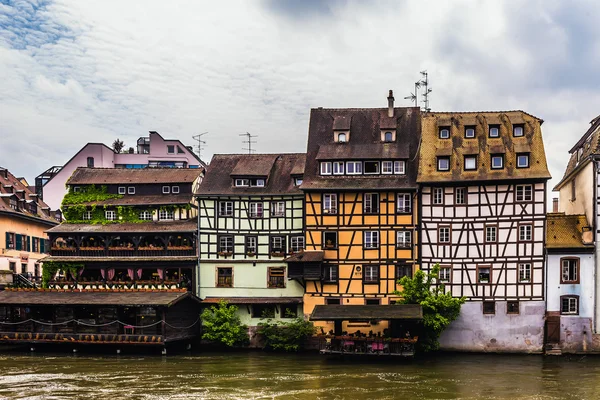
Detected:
[
  {"left": 594, "top": 158, "right": 599, "bottom": 334},
  {"left": 196, "top": 195, "right": 201, "bottom": 296}
]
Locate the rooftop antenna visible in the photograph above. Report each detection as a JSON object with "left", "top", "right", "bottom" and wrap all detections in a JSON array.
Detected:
[
  {"left": 404, "top": 80, "right": 421, "bottom": 107},
  {"left": 240, "top": 132, "right": 257, "bottom": 154},
  {"left": 192, "top": 132, "right": 208, "bottom": 160},
  {"left": 419, "top": 70, "right": 432, "bottom": 112}
]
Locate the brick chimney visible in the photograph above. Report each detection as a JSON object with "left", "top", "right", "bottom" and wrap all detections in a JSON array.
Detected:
[
  {"left": 387, "top": 90, "right": 394, "bottom": 117},
  {"left": 552, "top": 198, "right": 559, "bottom": 213}
]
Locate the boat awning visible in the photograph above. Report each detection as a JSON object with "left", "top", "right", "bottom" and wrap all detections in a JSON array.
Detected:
[
  {"left": 310, "top": 304, "right": 423, "bottom": 321},
  {"left": 202, "top": 297, "right": 303, "bottom": 304},
  {"left": 0, "top": 291, "right": 200, "bottom": 307}
]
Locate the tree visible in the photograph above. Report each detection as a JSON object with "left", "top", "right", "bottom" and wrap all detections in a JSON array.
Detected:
[
  {"left": 394, "top": 264, "right": 466, "bottom": 352},
  {"left": 112, "top": 139, "right": 124, "bottom": 153},
  {"left": 257, "top": 313, "right": 316, "bottom": 352},
  {"left": 200, "top": 300, "right": 249, "bottom": 347}
]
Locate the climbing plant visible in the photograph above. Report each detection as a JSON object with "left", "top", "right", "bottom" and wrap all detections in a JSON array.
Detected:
[
  {"left": 62, "top": 185, "right": 122, "bottom": 206},
  {"left": 257, "top": 314, "right": 316, "bottom": 352},
  {"left": 41, "top": 261, "right": 84, "bottom": 288}
]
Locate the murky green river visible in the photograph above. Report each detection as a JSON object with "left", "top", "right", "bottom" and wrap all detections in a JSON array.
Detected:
[{"left": 0, "top": 351, "right": 599, "bottom": 399}]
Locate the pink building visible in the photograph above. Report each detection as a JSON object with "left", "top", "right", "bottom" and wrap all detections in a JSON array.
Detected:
[{"left": 36, "top": 131, "right": 204, "bottom": 211}]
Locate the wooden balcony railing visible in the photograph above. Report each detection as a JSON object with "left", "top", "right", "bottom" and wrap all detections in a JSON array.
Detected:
[{"left": 50, "top": 246, "right": 196, "bottom": 257}]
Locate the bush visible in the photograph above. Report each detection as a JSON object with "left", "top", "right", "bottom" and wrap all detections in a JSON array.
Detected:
[
  {"left": 257, "top": 314, "right": 316, "bottom": 352},
  {"left": 200, "top": 300, "right": 249, "bottom": 347}
]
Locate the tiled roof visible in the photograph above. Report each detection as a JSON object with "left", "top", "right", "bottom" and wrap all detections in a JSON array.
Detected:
[
  {"left": 42, "top": 256, "right": 198, "bottom": 263},
  {"left": 301, "top": 106, "right": 421, "bottom": 191},
  {"left": 47, "top": 220, "right": 197, "bottom": 233},
  {"left": 76, "top": 194, "right": 193, "bottom": 207},
  {"left": 546, "top": 213, "right": 593, "bottom": 250},
  {"left": 417, "top": 111, "right": 551, "bottom": 183},
  {"left": 196, "top": 153, "right": 305, "bottom": 196},
  {"left": 0, "top": 290, "right": 199, "bottom": 306},
  {"left": 67, "top": 168, "right": 202, "bottom": 185},
  {"left": 201, "top": 297, "right": 303, "bottom": 304},
  {"left": 284, "top": 251, "right": 324, "bottom": 263},
  {"left": 0, "top": 167, "right": 58, "bottom": 225}
]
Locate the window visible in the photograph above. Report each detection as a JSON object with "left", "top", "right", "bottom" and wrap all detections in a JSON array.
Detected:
[
  {"left": 483, "top": 301, "right": 495, "bottom": 315},
  {"left": 162, "top": 186, "right": 170, "bottom": 194},
  {"left": 271, "top": 201, "right": 285, "bottom": 217},
  {"left": 437, "top": 157, "right": 450, "bottom": 171},
  {"left": 172, "top": 186, "right": 180, "bottom": 194},
  {"left": 363, "top": 265, "right": 379, "bottom": 283},
  {"left": 364, "top": 231, "right": 379, "bottom": 249},
  {"left": 249, "top": 202, "right": 263, "bottom": 218},
  {"left": 268, "top": 267, "right": 286, "bottom": 288},
  {"left": 561, "top": 295, "right": 579, "bottom": 315},
  {"left": 8, "top": 262, "right": 15, "bottom": 273},
  {"left": 365, "top": 298, "right": 381, "bottom": 305},
  {"left": 397, "top": 193, "right": 411, "bottom": 213},
  {"left": 218, "top": 236, "right": 233, "bottom": 253},
  {"left": 332, "top": 161, "right": 344, "bottom": 175},
  {"left": 281, "top": 305, "right": 297, "bottom": 318},
  {"left": 439, "top": 127, "right": 450, "bottom": 139},
  {"left": 571, "top": 179, "right": 576, "bottom": 201},
  {"left": 139, "top": 210, "right": 153, "bottom": 220},
  {"left": 87, "top": 157, "right": 94, "bottom": 168},
  {"left": 384, "top": 131, "right": 394, "bottom": 142},
  {"left": 519, "top": 263, "right": 531, "bottom": 282},
  {"left": 219, "top": 201, "right": 233, "bottom": 217},
  {"left": 465, "top": 126, "right": 475, "bottom": 138},
  {"left": 513, "top": 124, "right": 524, "bottom": 137},
  {"left": 270, "top": 236, "right": 286, "bottom": 254},
  {"left": 346, "top": 161, "right": 362, "bottom": 175},
  {"left": 73, "top": 187, "right": 81, "bottom": 193},
  {"left": 382, "top": 161, "right": 393, "bottom": 174},
  {"left": 217, "top": 267, "right": 233, "bottom": 287},
  {"left": 128, "top": 187, "right": 135, "bottom": 195},
  {"left": 118, "top": 187, "right": 126, "bottom": 195},
  {"left": 439, "top": 266, "right": 451, "bottom": 283},
  {"left": 507, "top": 301, "right": 520, "bottom": 314},
  {"left": 105, "top": 210, "right": 116, "bottom": 221},
  {"left": 455, "top": 188, "right": 466, "bottom": 205},
  {"left": 394, "top": 161, "right": 405, "bottom": 175},
  {"left": 478, "top": 266, "right": 491, "bottom": 283},
  {"left": 294, "top": 177, "right": 303, "bottom": 186},
  {"left": 491, "top": 155, "right": 504, "bottom": 169},
  {"left": 364, "top": 193, "right": 379, "bottom": 214},
  {"left": 337, "top": 132, "right": 347, "bottom": 143},
  {"left": 251, "top": 179, "right": 265, "bottom": 187},
  {"left": 290, "top": 236, "right": 304, "bottom": 252},
  {"left": 82, "top": 211, "right": 92, "bottom": 220},
  {"left": 396, "top": 265, "right": 412, "bottom": 279},
  {"left": 323, "top": 194, "right": 337, "bottom": 214},
  {"left": 396, "top": 231, "right": 411, "bottom": 249},
  {"left": 252, "top": 304, "right": 275, "bottom": 318},
  {"left": 245, "top": 236, "right": 257, "bottom": 254},
  {"left": 485, "top": 226, "right": 497, "bottom": 243},
  {"left": 439, "top": 226, "right": 450, "bottom": 243},
  {"left": 21, "top": 263, "right": 27, "bottom": 274},
  {"left": 159, "top": 209, "right": 174, "bottom": 220},
  {"left": 323, "top": 265, "right": 339, "bottom": 283},
  {"left": 433, "top": 187, "right": 444, "bottom": 205},
  {"left": 561, "top": 258, "right": 579, "bottom": 283},
  {"left": 323, "top": 231, "right": 338, "bottom": 249},
  {"left": 464, "top": 156, "right": 477, "bottom": 171},
  {"left": 167, "top": 145, "right": 175, "bottom": 154},
  {"left": 517, "top": 153, "right": 529, "bottom": 168},
  {"left": 519, "top": 224, "right": 532, "bottom": 242},
  {"left": 177, "top": 146, "right": 184, "bottom": 154},
  {"left": 516, "top": 185, "right": 532, "bottom": 202},
  {"left": 489, "top": 125, "right": 500, "bottom": 137},
  {"left": 320, "top": 162, "right": 332, "bottom": 175},
  {"left": 364, "top": 161, "right": 380, "bottom": 174},
  {"left": 235, "top": 179, "right": 249, "bottom": 187}
]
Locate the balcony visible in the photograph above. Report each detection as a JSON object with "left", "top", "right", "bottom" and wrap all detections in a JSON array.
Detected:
[{"left": 50, "top": 246, "right": 196, "bottom": 258}]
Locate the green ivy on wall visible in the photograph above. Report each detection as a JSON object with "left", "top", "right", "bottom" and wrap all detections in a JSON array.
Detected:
[
  {"left": 41, "top": 261, "right": 84, "bottom": 288},
  {"left": 62, "top": 185, "right": 122, "bottom": 206}
]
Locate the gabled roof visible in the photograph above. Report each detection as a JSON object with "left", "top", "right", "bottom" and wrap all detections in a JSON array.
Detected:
[
  {"left": 546, "top": 213, "right": 594, "bottom": 250},
  {"left": 417, "top": 111, "right": 551, "bottom": 183},
  {"left": 196, "top": 153, "right": 305, "bottom": 196},
  {"left": 0, "top": 167, "right": 57, "bottom": 225},
  {"left": 301, "top": 106, "right": 421, "bottom": 191},
  {"left": 67, "top": 167, "right": 202, "bottom": 185}
]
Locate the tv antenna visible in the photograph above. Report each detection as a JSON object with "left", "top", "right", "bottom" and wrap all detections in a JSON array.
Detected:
[
  {"left": 240, "top": 132, "right": 257, "bottom": 154},
  {"left": 404, "top": 80, "right": 421, "bottom": 107},
  {"left": 192, "top": 132, "right": 208, "bottom": 160},
  {"left": 419, "top": 70, "right": 432, "bottom": 112}
]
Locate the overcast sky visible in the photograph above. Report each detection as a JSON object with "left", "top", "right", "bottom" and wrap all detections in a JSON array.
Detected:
[{"left": 1, "top": 0, "right": 599, "bottom": 195}]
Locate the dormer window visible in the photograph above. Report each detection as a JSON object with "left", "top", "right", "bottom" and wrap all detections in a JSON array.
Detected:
[
  {"left": 489, "top": 125, "right": 500, "bottom": 138},
  {"left": 335, "top": 131, "right": 349, "bottom": 143},
  {"left": 439, "top": 127, "right": 450, "bottom": 139},
  {"left": 381, "top": 130, "right": 396, "bottom": 142},
  {"left": 513, "top": 124, "right": 524, "bottom": 137},
  {"left": 364, "top": 161, "right": 380, "bottom": 174},
  {"left": 337, "top": 133, "right": 347, "bottom": 143},
  {"left": 437, "top": 157, "right": 450, "bottom": 171},
  {"left": 251, "top": 179, "right": 265, "bottom": 187},
  {"left": 465, "top": 126, "right": 476, "bottom": 138},
  {"left": 517, "top": 153, "right": 530, "bottom": 168},
  {"left": 464, "top": 156, "right": 477, "bottom": 171},
  {"left": 320, "top": 162, "right": 332, "bottom": 175},
  {"left": 128, "top": 187, "right": 135, "bottom": 195},
  {"left": 346, "top": 161, "right": 362, "bottom": 175},
  {"left": 294, "top": 177, "right": 303, "bottom": 186},
  {"left": 235, "top": 179, "right": 249, "bottom": 187},
  {"left": 394, "top": 161, "right": 405, "bottom": 175},
  {"left": 491, "top": 154, "right": 504, "bottom": 169},
  {"left": 162, "top": 186, "right": 171, "bottom": 193},
  {"left": 332, "top": 162, "right": 344, "bottom": 175}
]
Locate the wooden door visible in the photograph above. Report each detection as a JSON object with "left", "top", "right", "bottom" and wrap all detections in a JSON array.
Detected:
[{"left": 545, "top": 316, "right": 560, "bottom": 344}]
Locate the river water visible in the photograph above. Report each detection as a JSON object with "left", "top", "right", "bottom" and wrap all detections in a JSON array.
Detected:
[{"left": 0, "top": 351, "right": 599, "bottom": 399}]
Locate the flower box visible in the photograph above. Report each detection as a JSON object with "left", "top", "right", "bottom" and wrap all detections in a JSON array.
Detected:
[
  {"left": 270, "top": 252, "right": 285, "bottom": 257},
  {"left": 218, "top": 251, "right": 233, "bottom": 257}
]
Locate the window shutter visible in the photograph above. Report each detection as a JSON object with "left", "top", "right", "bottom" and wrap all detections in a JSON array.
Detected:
[
  {"left": 27, "top": 236, "right": 31, "bottom": 252},
  {"left": 5, "top": 232, "right": 10, "bottom": 249},
  {"left": 39, "top": 238, "right": 45, "bottom": 254},
  {"left": 15, "top": 234, "right": 22, "bottom": 251}
]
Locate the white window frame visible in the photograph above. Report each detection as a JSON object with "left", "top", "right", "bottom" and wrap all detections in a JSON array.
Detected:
[
  {"left": 439, "top": 227, "right": 450, "bottom": 243},
  {"left": 245, "top": 236, "right": 257, "bottom": 253},
  {"left": 118, "top": 187, "right": 126, "bottom": 195},
  {"left": 219, "top": 201, "right": 233, "bottom": 217},
  {"left": 394, "top": 161, "right": 406, "bottom": 175},
  {"left": 517, "top": 154, "right": 529, "bottom": 168},
  {"left": 323, "top": 194, "right": 337, "bottom": 214},
  {"left": 519, "top": 263, "right": 531, "bottom": 282},
  {"left": 332, "top": 161, "right": 345, "bottom": 175},
  {"left": 396, "top": 231, "right": 411, "bottom": 248},
  {"left": 561, "top": 296, "right": 578, "bottom": 315},
  {"left": 519, "top": 224, "right": 532, "bottom": 241},
  {"left": 382, "top": 161, "right": 393, "bottom": 174},
  {"left": 455, "top": 187, "right": 466, "bottom": 205},
  {"left": 252, "top": 179, "right": 265, "bottom": 187},
  {"left": 562, "top": 259, "right": 579, "bottom": 283},
  {"left": 397, "top": 193, "right": 412, "bottom": 213},
  {"left": 159, "top": 209, "right": 174, "bottom": 220},
  {"left": 363, "top": 161, "right": 380, "bottom": 175},
  {"left": 235, "top": 179, "right": 249, "bottom": 187},
  {"left": 105, "top": 210, "right": 116, "bottom": 221},
  {"left": 290, "top": 236, "right": 304, "bottom": 252},
  {"left": 363, "top": 265, "right": 379, "bottom": 283},
  {"left": 337, "top": 132, "right": 347, "bottom": 143},
  {"left": 513, "top": 125, "right": 524, "bottom": 137},
  {"left": 82, "top": 211, "right": 92, "bottom": 220},
  {"left": 437, "top": 157, "right": 450, "bottom": 171},
  {"left": 128, "top": 187, "right": 135, "bottom": 195},
  {"left": 271, "top": 201, "right": 285, "bottom": 217},
  {"left": 364, "top": 193, "right": 379, "bottom": 214},
  {"left": 219, "top": 236, "right": 233, "bottom": 253},
  {"left": 139, "top": 210, "right": 153, "bottom": 221},
  {"left": 346, "top": 161, "right": 362, "bottom": 175},
  {"left": 439, "top": 128, "right": 450, "bottom": 139},
  {"left": 270, "top": 236, "right": 285, "bottom": 253},
  {"left": 249, "top": 202, "right": 263, "bottom": 218},
  {"left": 162, "top": 186, "right": 170, "bottom": 194},
  {"left": 489, "top": 126, "right": 499, "bottom": 137},
  {"left": 485, "top": 226, "right": 497, "bottom": 243},
  {"left": 439, "top": 266, "right": 451, "bottom": 282},
  {"left": 464, "top": 156, "right": 477, "bottom": 171},
  {"left": 364, "top": 231, "right": 379, "bottom": 249},
  {"left": 491, "top": 155, "right": 504, "bottom": 169},
  {"left": 320, "top": 162, "right": 332, "bottom": 175},
  {"left": 516, "top": 184, "right": 533, "bottom": 202},
  {"left": 433, "top": 188, "right": 443, "bottom": 205},
  {"left": 465, "top": 127, "right": 475, "bottom": 138},
  {"left": 172, "top": 186, "right": 180, "bottom": 193}
]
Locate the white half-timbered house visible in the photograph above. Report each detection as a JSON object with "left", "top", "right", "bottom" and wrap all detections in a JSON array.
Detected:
[
  {"left": 418, "top": 111, "right": 551, "bottom": 352},
  {"left": 196, "top": 154, "right": 306, "bottom": 334}
]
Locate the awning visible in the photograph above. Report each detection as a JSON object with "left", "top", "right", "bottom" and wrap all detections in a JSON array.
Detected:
[
  {"left": 0, "top": 291, "right": 199, "bottom": 307},
  {"left": 284, "top": 251, "right": 324, "bottom": 263},
  {"left": 202, "top": 297, "right": 303, "bottom": 305},
  {"left": 310, "top": 304, "right": 423, "bottom": 321}
]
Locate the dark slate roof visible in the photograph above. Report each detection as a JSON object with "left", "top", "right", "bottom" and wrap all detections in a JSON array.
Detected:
[
  {"left": 310, "top": 304, "right": 423, "bottom": 321},
  {"left": 301, "top": 107, "right": 421, "bottom": 191},
  {"left": 201, "top": 297, "right": 303, "bottom": 304},
  {"left": 47, "top": 220, "right": 197, "bottom": 233},
  {"left": 67, "top": 168, "right": 202, "bottom": 185},
  {"left": 546, "top": 213, "right": 594, "bottom": 250},
  {"left": 77, "top": 194, "right": 192, "bottom": 207},
  {"left": 0, "top": 167, "right": 58, "bottom": 225},
  {"left": 196, "top": 153, "right": 306, "bottom": 196},
  {"left": 284, "top": 251, "right": 324, "bottom": 263},
  {"left": 0, "top": 291, "right": 200, "bottom": 306}
]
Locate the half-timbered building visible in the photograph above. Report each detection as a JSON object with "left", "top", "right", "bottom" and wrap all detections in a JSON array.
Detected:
[
  {"left": 418, "top": 111, "right": 551, "bottom": 352},
  {"left": 196, "top": 154, "right": 306, "bottom": 331},
  {"left": 287, "top": 92, "right": 421, "bottom": 336}
]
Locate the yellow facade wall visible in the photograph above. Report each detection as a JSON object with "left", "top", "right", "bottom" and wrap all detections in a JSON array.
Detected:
[{"left": 0, "top": 214, "right": 52, "bottom": 276}]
